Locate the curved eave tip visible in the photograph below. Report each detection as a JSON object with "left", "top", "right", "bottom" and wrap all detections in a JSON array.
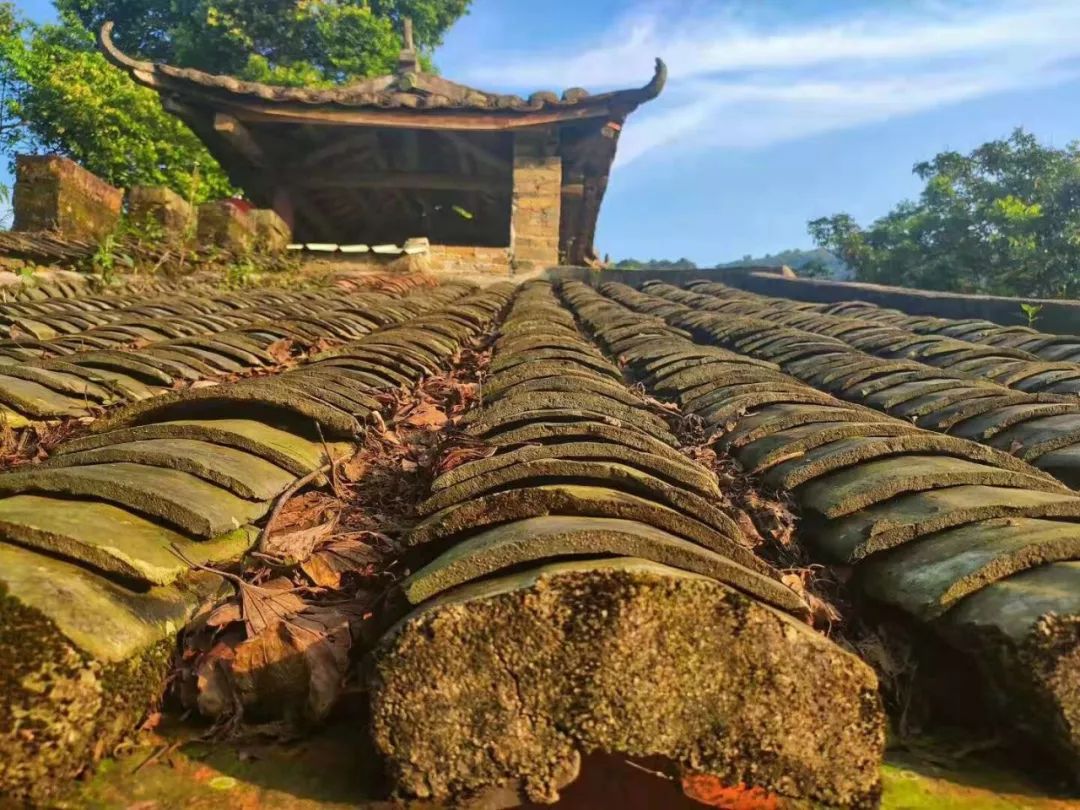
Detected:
[
  {"left": 645, "top": 58, "right": 668, "bottom": 99},
  {"left": 98, "top": 21, "right": 154, "bottom": 74}
]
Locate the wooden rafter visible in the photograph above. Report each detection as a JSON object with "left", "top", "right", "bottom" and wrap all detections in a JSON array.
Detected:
[
  {"left": 287, "top": 173, "right": 510, "bottom": 193},
  {"left": 212, "top": 113, "right": 266, "bottom": 166},
  {"left": 440, "top": 132, "right": 511, "bottom": 173}
]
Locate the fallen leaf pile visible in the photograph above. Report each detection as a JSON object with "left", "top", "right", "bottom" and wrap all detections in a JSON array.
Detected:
[
  {"left": 675, "top": 413, "right": 848, "bottom": 632},
  {"left": 330, "top": 271, "right": 438, "bottom": 295},
  {"left": 0, "top": 417, "right": 92, "bottom": 471},
  {"left": 177, "top": 574, "right": 373, "bottom": 727},
  {"left": 174, "top": 331, "right": 498, "bottom": 734}
]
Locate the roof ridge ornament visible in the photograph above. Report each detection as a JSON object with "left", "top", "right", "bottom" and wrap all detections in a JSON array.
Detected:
[{"left": 398, "top": 17, "right": 420, "bottom": 75}]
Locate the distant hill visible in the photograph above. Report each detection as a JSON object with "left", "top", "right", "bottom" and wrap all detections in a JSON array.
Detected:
[
  {"left": 716, "top": 248, "right": 850, "bottom": 279},
  {"left": 610, "top": 250, "right": 850, "bottom": 278},
  {"left": 610, "top": 257, "right": 699, "bottom": 271}
]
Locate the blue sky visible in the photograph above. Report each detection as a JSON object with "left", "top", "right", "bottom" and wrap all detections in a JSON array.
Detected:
[{"left": 11, "top": 0, "right": 1080, "bottom": 265}]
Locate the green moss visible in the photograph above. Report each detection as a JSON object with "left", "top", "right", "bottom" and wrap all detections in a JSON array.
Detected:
[
  {"left": 64, "top": 726, "right": 1079, "bottom": 809},
  {"left": 0, "top": 580, "right": 176, "bottom": 806},
  {"left": 881, "top": 757, "right": 1074, "bottom": 809}
]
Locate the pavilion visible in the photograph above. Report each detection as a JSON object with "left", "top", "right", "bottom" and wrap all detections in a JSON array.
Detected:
[{"left": 99, "top": 21, "right": 665, "bottom": 269}]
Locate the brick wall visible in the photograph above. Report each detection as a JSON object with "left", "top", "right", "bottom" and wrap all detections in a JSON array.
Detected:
[
  {"left": 428, "top": 244, "right": 511, "bottom": 275},
  {"left": 296, "top": 246, "right": 510, "bottom": 277},
  {"left": 511, "top": 129, "right": 562, "bottom": 270},
  {"left": 128, "top": 186, "right": 195, "bottom": 239},
  {"left": 13, "top": 155, "right": 123, "bottom": 241},
  {"left": 197, "top": 200, "right": 255, "bottom": 254}
]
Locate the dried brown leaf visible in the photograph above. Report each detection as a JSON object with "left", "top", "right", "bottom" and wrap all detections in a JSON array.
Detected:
[
  {"left": 204, "top": 600, "right": 243, "bottom": 628},
  {"left": 401, "top": 401, "right": 448, "bottom": 430},
  {"left": 311, "top": 337, "right": 336, "bottom": 355},
  {"left": 263, "top": 520, "right": 336, "bottom": 562},
  {"left": 230, "top": 603, "right": 354, "bottom": 722},
  {"left": 340, "top": 452, "right": 370, "bottom": 483},
  {"left": 266, "top": 337, "right": 297, "bottom": 365},
  {"left": 240, "top": 582, "right": 306, "bottom": 636},
  {"left": 780, "top": 573, "right": 805, "bottom": 595},
  {"left": 301, "top": 536, "right": 382, "bottom": 588},
  {"left": 436, "top": 443, "right": 497, "bottom": 474},
  {"left": 194, "top": 640, "right": 237, "bottom": 718}
]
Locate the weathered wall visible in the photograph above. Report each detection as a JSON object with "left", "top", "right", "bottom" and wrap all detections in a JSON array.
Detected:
[
  {"left": 128, "top": 186, "right": 195, "bottom": 238},
  {"left": 297, "top": 245, "right": 511, "bottom": 278},
  {"left": 196, "top": 200, "right": 255, "bottom": 254},
  {"left": 248, "top": 209, "right": 292, "bottom": 254},
  {"left": 13, "top": 155, "right": 123, "bottom": 241},
  {"left": 511, "top": 129, "right": 562, "bottom": 270},
  {"left": 428, "top": 244, "right": 512, "bottom": 275}
]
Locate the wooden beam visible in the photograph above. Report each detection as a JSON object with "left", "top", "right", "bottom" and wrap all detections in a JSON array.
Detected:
[
  {"left": 212, "top": 113, "right": 266, "bottom": 166},
  {"left": 299, "top": 132, "right": 379, "bottom": 169},
  {"left": 402, "top": 130, "right": 420, "bottom": 171},
  {"left": 441, "top": 132, "right": 511, "bottom": 173},
  {"left": 289, "top": 172, "right": 510, "bottom": 193}
]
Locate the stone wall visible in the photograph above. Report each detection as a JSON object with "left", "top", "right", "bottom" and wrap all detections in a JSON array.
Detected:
[
  {"left": 196, "top": 200, "right": 256, "bottom": 254},
  {"left": 547, "top": 265, "right": 1080, "bottom": 335},
  {"left": 127, "top": 186, "right": 195, "bottom": 239},
  {"left": 297, "top": 245, "right": 511, "bottom": 278},
  {"left": 248, "top": 209, "right": 292, "bottom": 254},
  {"left": 510, "top": 129, "right": 562, "bottom": 270},
  {"left": 12, "top": 155, "right": 123, "bottom": 241},
  {"left": 428, "top": 244, "right": 511, "bottom": 275},
  {"left": 731, "top": 271, "right": 1080, "bottom": 334}
]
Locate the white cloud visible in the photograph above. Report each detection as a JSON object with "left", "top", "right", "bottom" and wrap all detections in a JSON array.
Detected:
[{"left": 460, "top": 0, "right": 1080, "bottom": 166}]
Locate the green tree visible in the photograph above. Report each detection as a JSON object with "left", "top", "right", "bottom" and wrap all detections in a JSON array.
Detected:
[
  {"left": 0, "top": 6, "right": 232, "bottom": 201},
  {"left": 58, "top": 0, "right": 470, "bottom": 85},
  {"left": 809, "top": 129, "right": 1080, "bottom": 299},
  {"left": 0, "top": 0, "right": 471, "bottom": 203},
  {"left": 614, "top": 257, "right": 698, "bottom": 271}
]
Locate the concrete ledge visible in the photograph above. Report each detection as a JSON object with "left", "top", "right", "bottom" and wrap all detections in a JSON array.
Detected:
[
  {"left": 544, "top": 266, "right": 1080, "bottom": 334},
  {"left": 729, "top": 272, "right": 1080, "bottom": 334}
]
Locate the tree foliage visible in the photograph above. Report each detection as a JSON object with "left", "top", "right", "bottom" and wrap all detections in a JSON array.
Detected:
[
  {"left": 613, "top": 257, "right": 698, "bottom": 271},
  {"left": 0, "top": 0, "right": 471, "bottom": 203},
  {"left": 0, "top": 5, "right": 232, "bottom": 201},
  {"left": 58, "top": 0, "right": 470, "bottom": 85},
  {"left": 809, "top": 129, "right": 1080, "bottom": 299},
  {"left": 717, "top": 247, "right": 849, "bottom": 280}
]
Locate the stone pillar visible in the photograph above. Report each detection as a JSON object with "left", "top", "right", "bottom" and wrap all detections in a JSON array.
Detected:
[
  {"left": 511, "top": 129, "right": 562, "bottom": 270},
  {"left": 12, "top": 155, "right": 123, "bottom": 241},
  {"left": 127, "top": 186, "right": 195, "bottom": 240},
  {"left": 249, "top": 209, "right": 292, "bottom": 254},
  {"left": 197, "top": 200, "right": 255, "bottom": 254}
]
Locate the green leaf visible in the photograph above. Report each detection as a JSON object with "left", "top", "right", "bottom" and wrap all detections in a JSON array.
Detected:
[
  {"left": 807, "top": 128, "right": 1080, "bottom": 298},
  {"left": 0, "top": 0, "right": 472, "bottom": 201}
]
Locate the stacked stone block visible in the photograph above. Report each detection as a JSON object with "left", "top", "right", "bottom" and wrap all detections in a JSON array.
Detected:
[
  {"left": 127, "top": 185, "right": 195, "bottom": 239},
  {"left": 511, "top": 129, "right": 562, "bottom": 269},
  {"left": 13, "top": 155, "right": 123, "bottom": 241},
  {"left": 196, "top": 200, "right": 256, "bottom": 254}
]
